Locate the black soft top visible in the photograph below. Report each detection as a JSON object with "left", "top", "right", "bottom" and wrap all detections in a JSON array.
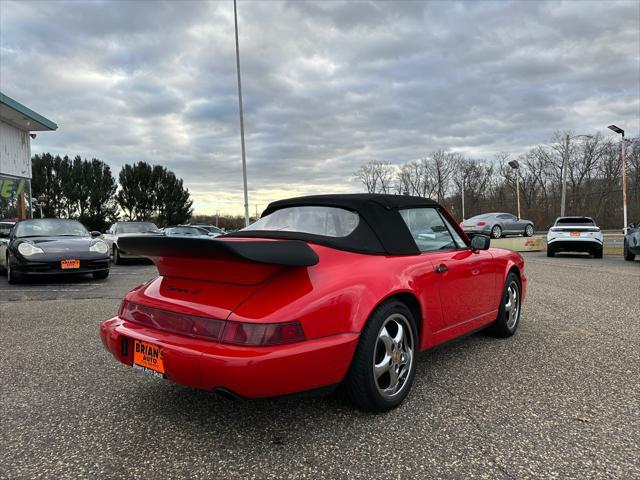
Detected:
[{"left": 226, "top": 194, "right": 442, "bottom": 255}]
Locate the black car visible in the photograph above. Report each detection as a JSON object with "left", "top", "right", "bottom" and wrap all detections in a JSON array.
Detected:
[
  {"left": 624, "top": 222, "right": 640, "bottom": 261},
  {"left": 0, "top": 219, "right": 110, "bottom": 284}
]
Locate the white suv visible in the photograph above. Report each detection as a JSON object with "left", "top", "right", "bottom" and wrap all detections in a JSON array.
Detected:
[{"left": 547, "top": 217, "right": 603, "bottom": 258}]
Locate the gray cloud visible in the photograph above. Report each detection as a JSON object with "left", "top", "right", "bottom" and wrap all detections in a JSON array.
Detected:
[{"left": 1, "top": 0, "right": 638, "bottom": 214}]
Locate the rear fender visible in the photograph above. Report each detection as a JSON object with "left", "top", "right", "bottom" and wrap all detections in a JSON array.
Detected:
[{"left": 228, "top": 246, "right": 443, "bottom": 349}]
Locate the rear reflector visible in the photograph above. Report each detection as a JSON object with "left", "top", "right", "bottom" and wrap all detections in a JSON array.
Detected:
[{"left": 119, "top": 301, "right": 305, "bottom": 346}]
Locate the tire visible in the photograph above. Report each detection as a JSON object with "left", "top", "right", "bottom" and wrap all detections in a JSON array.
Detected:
[
  {"left": 7, "top": 257, "right": 21, "bottom": 284},
  {"left": 491, "top": 225, "right": 502, "bottom": 239},
  {"left": 525, "top": 224, "right": 534, "bottom": 237},
  {"left": 344, "top": 301, "right": 418, "bottom": 412},
  {"left": 112, "top": 245, "right": 122, "bottom": 265},
  {"left": 93, "top": 270, "right": 109, "bottom": 280},
  {"left": 546, "top": 246, "right": 555, "bottom": 257},
  {"left": 624, "top": 241, "right": 636, "bottom": 261},
  {"left": 487, "top": 272, "right": 522, "bottom": 338},
  {"left": 593, "top": 247, "right": 603, "bottom": 259}
]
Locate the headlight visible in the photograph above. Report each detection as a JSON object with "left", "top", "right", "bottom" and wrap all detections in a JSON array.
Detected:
[
  {"left": 18, "top": 242, "right": 44, "bottom": 256},
  {"left": 90, "top": 241, "right": 108, "bottom": 254}
]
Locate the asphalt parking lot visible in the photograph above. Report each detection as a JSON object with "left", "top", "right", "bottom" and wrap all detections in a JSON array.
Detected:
[{"left": 1, "top": 254, "right": 639, "bottom": 479}]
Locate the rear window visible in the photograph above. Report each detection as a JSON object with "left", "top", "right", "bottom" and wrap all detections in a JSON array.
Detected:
[
  {"left": 243, "top": 206, "right": 359, "bottom": 237},
  {"left": 468, "top": 214, "right": 491, "bottom": 220},
  {"left": 556, "top": 218, "right": 595, "bottom": 226}
]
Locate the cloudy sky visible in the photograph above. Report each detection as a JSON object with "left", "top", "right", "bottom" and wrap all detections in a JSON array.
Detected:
[{"left": 1, "top": 0, "right": 638, "bottom": 214}]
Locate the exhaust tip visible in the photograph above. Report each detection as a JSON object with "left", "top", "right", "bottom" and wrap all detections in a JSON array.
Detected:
[{"left": 214, "top": 387, "right": 242, "bottom": 401}]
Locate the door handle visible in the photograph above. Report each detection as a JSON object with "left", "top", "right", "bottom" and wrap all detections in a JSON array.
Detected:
[{"left": 435, "top": 265, "right": 449, "bottom": 274}]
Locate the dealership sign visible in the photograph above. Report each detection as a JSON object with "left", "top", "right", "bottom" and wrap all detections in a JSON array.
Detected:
[{"left": 0, "top": 175, "right": 27, "bottom": 199}]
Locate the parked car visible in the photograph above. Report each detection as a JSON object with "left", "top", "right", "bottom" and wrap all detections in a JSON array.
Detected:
[
  {"left": 102, "top": 221, "right": 161, "bottom": 264},
  {"left": 460, "top": 213, "right": 534, "bottom": 239},
  {"left": 0, "top": 220, "right": 15, "bottom": 243},
  {"left": 623, "top": 221, "right": 640, "bottom": 261},
  {"left": 100, "top": 194, "right": 526, "bottom": 412},
  {"left": 187, "top": 224, "right": 225, "bottom": 237},
  {"left": 546, "top": 216, "right": 603, "bottom": 258},
  {"left": 162, "top": 226, "right": 214, "bottom": 238},
  {"left": 0, "top": 218, "right": 109, "bottom": 284}
]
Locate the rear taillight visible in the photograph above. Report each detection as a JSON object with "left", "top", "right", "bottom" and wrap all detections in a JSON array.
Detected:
[
  {"left": 221, "top": 321, "right": 305, "bottom": 346},
  {"left": 119, "top": 301, "right": 225, "bottom": 340},
  {"left": 119, "top": 301, "right": 305, "bottom": 346},
  {"left": 477, "top": 221, "right": 486, "bottom": 226}
]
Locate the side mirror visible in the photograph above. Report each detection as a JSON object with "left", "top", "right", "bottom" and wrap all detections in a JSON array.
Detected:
[
  {"left": 471, "top": 235, "right": 491, "bottom": 251},
  {"left": 90, "top": 231, "right": 101, "bottom": 237}
]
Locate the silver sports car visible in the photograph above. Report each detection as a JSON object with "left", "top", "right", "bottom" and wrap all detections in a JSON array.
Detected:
[{"left": 460, "top": 213, "right": 535, "bottom": 239}]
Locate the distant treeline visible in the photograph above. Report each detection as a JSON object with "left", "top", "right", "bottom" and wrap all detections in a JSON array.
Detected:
[
  {"left": 355, "top": 132, "right": 640, "bottom": 229},
  {"left": 31, "top": 155, "right": 193, "bottom": 231}
]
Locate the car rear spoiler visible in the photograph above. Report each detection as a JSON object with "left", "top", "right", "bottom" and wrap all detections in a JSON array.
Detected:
[{"left": 118, "top": 236, "right": 319, "bottom": 267}]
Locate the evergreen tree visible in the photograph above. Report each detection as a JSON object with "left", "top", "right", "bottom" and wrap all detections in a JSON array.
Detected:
[
  {"left": 116, "top": 162, "right": 192, "bottom": 225},
  {"left": 117, "top": 162, "right": 158, "bottom": 220}
]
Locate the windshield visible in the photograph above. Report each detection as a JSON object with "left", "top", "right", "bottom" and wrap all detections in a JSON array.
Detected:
[
  {"left": 197, "top": 225, "right": 223, "bottom": 234},
  {"left": 118, "top": 222, "right": 159, "bottom": 234},
  {"left": 243, "top": 206, "right": 359, "bottom": 237},
  {"left": 165, "top": 227, "right": 207, "bottom": 236},
  {"left": 15, "top": 219, "right": 89, "bottom": 238},
  {"left": 556, "top": 218, "right": 595, "bottom": 226}
]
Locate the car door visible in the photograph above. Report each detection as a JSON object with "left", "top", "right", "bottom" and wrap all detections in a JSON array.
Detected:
[
  {"left": 399, "top": 208, "right": 497, "bottom": 329},
  {"left": 497, "top": 214, "right": 516, "bottom": 233}
]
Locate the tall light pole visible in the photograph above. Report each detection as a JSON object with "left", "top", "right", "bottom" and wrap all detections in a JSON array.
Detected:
[
  {"left": 508, "top": 160, "right": 520, "bottom": 219},
  {"left": 234, "top": 0, "right": 250, "bottom": 227},
  {"left": 560, "top": 133, "right": 593, "bottom": 217},
  {"left": 460, "top": 179, "right": 465, "bottom": 220},
  {"left": 608, "top": 125, "right": 628, "bottom": 232}
]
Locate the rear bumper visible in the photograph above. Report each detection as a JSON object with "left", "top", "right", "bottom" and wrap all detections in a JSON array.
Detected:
[
  {"left": 462, "top": 227, "right": 491, "bottom": 235},
  {"left": 547, "top": 239, "right": 602, "bottom": 252},
  {"left": 100, "top": 317, "right": 359, "bottom": 398}
]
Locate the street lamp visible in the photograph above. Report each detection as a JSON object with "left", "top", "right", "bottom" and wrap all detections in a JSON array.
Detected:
[
  {"left": 460, "top": 179, "right": 465, "bottom": 221},
  {"left": 560, "top": 133, "right": 593, "bottom": 217},
  {"left": 233, "top": 0, "right": 250, "bottom": 227},
  {"left": 608, "top": 124, "right": 628, "bottom": 233},
  {"left": 508, "top": 159, "right": 520, "bottom": 219}
]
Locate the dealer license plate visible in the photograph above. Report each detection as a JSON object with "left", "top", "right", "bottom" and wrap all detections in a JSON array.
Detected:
[
  {"left": 61, "top": 259, "right": 80, "bottom": 269},
  {"left": 570, "top": 231, "right": 581, "bottom": 237},
  {"left": 132, "top": 339, "right": 165, "bottom": 378}
]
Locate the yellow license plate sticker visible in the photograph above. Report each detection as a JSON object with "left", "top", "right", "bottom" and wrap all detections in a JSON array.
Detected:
[{"left": 61, "top": 259, "right": 80, "bottom": 269}]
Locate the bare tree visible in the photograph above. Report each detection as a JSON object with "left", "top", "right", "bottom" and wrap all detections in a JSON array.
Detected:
[
  {"left": 355, "top": 161, "right": 396, "bottom": 194},
  {"left": 354, "top": 134, "right": 640, "bottom": 228}
]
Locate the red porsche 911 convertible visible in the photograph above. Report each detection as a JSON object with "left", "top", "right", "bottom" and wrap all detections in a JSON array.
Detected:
[{"left": 100, "top": 194, "right": 526, "bottom": 411}]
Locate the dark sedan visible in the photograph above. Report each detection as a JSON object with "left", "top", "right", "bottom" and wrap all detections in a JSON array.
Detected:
[
  {"left": 624, "top": 222, "right": 640, "bottom": 261},
  {"left": 0, "top": 219, "right": 110, "bottom": 284}
]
